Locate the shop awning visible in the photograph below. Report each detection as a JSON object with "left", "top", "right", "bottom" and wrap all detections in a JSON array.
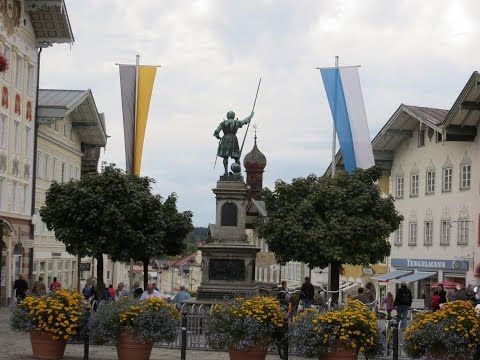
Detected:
[
  {"left": 392, "top": 271, "right": 436, "bottom": 283},
  {"left": 371, "top": 270, "right": 412, "bottom": 281}
]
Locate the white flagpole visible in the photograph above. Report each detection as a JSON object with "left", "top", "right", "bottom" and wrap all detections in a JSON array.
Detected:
[
  {"left": 129, "top": 55, "right": 140, "bottom": 292},
  {"left": 327, "top": 56, "right": 339, "bottom": 297},
  {"left": 332, "top": 55, "right": 338, "bottom": 178}
]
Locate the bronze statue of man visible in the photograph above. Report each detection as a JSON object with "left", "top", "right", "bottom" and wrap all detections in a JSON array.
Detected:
[{"left": 214, "top": 110, "right": 254, "bottom": 175}]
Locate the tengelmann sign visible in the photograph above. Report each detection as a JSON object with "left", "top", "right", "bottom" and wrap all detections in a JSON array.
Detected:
[{"left": 391, "top": 258, "right": 468, "bottom": 271}]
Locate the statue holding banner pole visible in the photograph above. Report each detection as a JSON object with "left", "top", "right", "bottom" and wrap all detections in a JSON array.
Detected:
[{"left": 213, "top": 78, "right": 261, "bottom": 177}]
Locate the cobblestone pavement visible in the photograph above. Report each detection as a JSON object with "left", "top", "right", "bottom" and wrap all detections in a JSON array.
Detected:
[{"left": 0, "top": 306, "right": 411, "bottom": 359}]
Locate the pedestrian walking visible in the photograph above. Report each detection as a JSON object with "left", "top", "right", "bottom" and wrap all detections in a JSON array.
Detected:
[
  {"left": 31, "top": 276, "right": 46, "bottom": 297},
  {"left": 394, "top": 281, "right": 412, "bottom": 330},
  {"left": 172, "top": 285, "right": 192, "bottom": 309},
  {"left": 300, "top": 276, "right": 314, "bottom": 308},
  {"left": 48, "top": 277, "right": 61, "bottom": 293},
  {"left": 140, "top": 283, "right": 162, "bottom": 300},
  {"left": 13, "top": 274, "right": 29, "bottom": 301}
]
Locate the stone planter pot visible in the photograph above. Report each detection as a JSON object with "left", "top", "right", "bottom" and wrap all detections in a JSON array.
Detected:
[
  {"left": 228, "top": 341, "right": 269, "bottom": 360},
  {"left": 116, "top": 332, "right": 154, "bottom": 360},
  {"left": 30, "top": 330, "right": 67, "bottom": 360},
  {"left": 318, "top": 344, "right": 360, "bottom": 360}
]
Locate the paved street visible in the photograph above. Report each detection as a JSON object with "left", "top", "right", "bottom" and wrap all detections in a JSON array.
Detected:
[{"left": 0, "top": 306, "right": 411, "bottom": 359}]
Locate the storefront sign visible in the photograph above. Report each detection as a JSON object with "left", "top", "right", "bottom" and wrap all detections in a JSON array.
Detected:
[
  {"left": 391, "top": 258, "right": 468, "bottom": 271},
  {"left": 79, "top": 263, "right": 91, "bottom": 272}
]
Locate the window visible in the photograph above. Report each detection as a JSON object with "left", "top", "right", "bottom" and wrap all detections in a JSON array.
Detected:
[
  {"left": 424, "top": 221, "right": 433, "bottom": 246},
  {"left": 396, "top": 177, "right": 404, "bottom": 199},
  {"left": 24, "top": 127, "right": 31, "bottom": 156},
  {"left": 458, "top": 220, "right": 469, "bottom": 245},
  {"left": 22, "top": 185, "right": 28, "bottom": 214},
  {"left": 52, "top": 158, "right": 57, "bottom": 181},
  {"left": 69, "top": 165, "right": 73, "bottom": 180},
  {"left": 58, "top": 261, "right": 63, "bottom": 270},
  {"left": 36, "top": 151, "right": 41, "bottom": 177},
  {"left": 442, "top": 167, "right": 452, "bottom": 192},
  {"left": 426, "top": 170, "right": 435, "bottom": 194},
  {"left": 410, "top": 174, "right": 419, "bottom": 197},
  {"left": 53, "top": 121, "right": 58, "bottom": 132},
  {"left": 436, "top": 131, "right": 443, "bottom": 142},
  {"left": 63, "top": 121, "right": 68, "bottom": 137},
  {"left": 44, "top": 154, "right": 49, "bottom": 179},
  {"left": 26, "top": 64, "right": 34, "bottom": 97},
  {"left": 460, "top": 164, "right": 471, "bottom": 190},
  {"left": 440, "top": 220, "right": 451, "bottom": 245},
  {"left": 394, "top": 223, "right": 403, "bottom": 246},
  {"left": 75, "top": 167, "right": 79, "bottom": 179},
  {"left": 2, "top": 46, "right": 11, "bottom": 82},
  {"left": 418, "top": 126, "right": 425, "bottom": 146},
  {"left": 13, "top": 120, "right": 20, "bottom": 153},
  {"left": 408, "top": 222, "right": 417, "bottom": 246},
  {"left": 0, "top": 114, "right": 6, "bottom": 147},
  {"left": 15, "top": 54, "right": 23, "bottom": 90},
  {"left": 61, "top": 162, "right": 66, "bottom": 182},
  {"left": 12, "top": 182, "right": 17, "bottom": 212}
]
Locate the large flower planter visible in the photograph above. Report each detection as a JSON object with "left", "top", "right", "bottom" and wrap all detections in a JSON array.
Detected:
[
  {"left": 318, "top": 346, "right": 359, "bottom": 360},
  {"left": 30, "top": 330, "right": 67, "bottom": 360},
  {"left": 116, "top": 332, "right": 154, "bottom": 360},
  {"left": 228, "top": 341, "right": 269, "bottom": 360}
]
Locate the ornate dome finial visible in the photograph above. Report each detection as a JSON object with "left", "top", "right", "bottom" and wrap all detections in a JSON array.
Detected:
[{"left": 243, "top": 129, "right": 266, "bottom": 171}]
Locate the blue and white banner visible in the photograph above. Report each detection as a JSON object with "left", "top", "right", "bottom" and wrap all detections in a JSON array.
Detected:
[{"left": 320, "top": 66, "right": 374, "bottom": 172}]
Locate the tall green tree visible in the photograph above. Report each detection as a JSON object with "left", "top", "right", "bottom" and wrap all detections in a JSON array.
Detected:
[
  {"left": 258, "top": 167, "right": 402, "bottom": 303},
  {"left": 40, "top": 164, "right": 193, "bottom": 299}
]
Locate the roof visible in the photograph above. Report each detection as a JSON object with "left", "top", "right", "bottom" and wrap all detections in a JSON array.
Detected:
[
  {"left": 372, "top": 104, "right": 448, "bottom": 153},
  {"left": 157, "top": 253, "right": 200, "bottom": 269},
  {"left": 38, "top": 89, "right": 107, "bottom": 146},
  {"left": 25, "top": 0, "right": 74, "bottom": 48},
  {"left": 443, "top": 71, "right": 480, "bottom": 128}
]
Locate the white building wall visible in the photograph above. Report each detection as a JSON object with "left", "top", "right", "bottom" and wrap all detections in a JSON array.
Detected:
[
  {"left": 388, "top": 125, "right": 478, "bottom": 297},
  {"left": 33, "top": 115, "right": 83, "bottom": 289}
]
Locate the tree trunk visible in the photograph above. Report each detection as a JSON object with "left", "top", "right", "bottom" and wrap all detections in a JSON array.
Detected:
[
  {"left": 143, "top": 257, "right": 149, "bottom": 290},
  {"left": 96, "top": 254, "right": 105, "bottom": 302},
  {"left": 330, "top": 261, "right": 341, "bottom": 305}
]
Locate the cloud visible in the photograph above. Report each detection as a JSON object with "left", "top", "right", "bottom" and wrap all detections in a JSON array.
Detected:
[{"left": 39, "top": 0, "right": 480, "bottom": 225}]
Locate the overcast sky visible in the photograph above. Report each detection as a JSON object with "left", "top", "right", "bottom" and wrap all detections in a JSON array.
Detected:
[{"left": 39, "top": 0, "right": 479, "bottom": 226}]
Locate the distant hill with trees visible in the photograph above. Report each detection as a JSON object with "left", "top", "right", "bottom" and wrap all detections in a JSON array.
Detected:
[{"left": 182, "top": 227, "right": 208, "bottom": 254}]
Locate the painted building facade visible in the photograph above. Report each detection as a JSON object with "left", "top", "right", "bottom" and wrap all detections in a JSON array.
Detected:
[
  {"left": 32, "top": 89, "right": 107, "bottom": 290},
  {"left": 372, "top": 72, "right": 480, "bottom": 300},
  {"left": 0, "top": 0, "right": 73, "bottom": 304}
]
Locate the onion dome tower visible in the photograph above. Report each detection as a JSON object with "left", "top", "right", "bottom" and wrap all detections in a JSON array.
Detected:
[{"left": 243, "top": 132, "right": 267, "bottom": 200}]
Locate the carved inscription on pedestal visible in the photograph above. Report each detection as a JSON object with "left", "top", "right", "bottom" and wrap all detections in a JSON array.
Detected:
[{"left": 209, "top": 259, "right": 245, "bottom": 281}]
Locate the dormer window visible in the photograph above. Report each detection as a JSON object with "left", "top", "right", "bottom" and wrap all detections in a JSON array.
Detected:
[{"left": 418, "top": 125, "right": 425, "bottom": 147}]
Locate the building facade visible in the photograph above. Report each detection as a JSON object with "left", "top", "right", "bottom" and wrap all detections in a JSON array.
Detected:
[
  {"left": 372, "top": 72, "right": 480, "bottom": 300},
  {"left": 0, "top": 0, "right": 73, "bottom": 304},
  {"left": 32, "top": 89, "right": 107, "bottom": 290}
]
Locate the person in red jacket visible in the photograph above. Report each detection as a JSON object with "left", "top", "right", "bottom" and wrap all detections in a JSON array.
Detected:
[
  {"left": 431, "top": 291, "right": 441, "bottom": 311},
  {"left": 107, "top": 284, "right": 116, "bottom": 300}
]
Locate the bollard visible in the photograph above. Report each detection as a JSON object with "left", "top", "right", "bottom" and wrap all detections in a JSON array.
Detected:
[
  {"left": 282, "top": 317, "right": 288, "bottom": 360},
  {"left": 180, "top": 312, "right": 187, "bottom": 360},
  {"left": 83, "top": 304, "right": 93, "bottom": 360},
  {"left": 392, "top": 318, "right": 399, "bottom": 360}
]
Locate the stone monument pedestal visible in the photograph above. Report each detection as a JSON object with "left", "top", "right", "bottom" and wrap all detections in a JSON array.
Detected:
[{"left": 195, "top": 177, "right": 261, "bottom": 300}]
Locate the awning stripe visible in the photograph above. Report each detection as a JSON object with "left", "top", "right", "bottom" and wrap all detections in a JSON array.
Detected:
[
  {"left": 391, "top": 271, "right": 436, "bottom": 283},
  {"left": 371, "top": 270, "right": 412, "bottom": 281}
]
